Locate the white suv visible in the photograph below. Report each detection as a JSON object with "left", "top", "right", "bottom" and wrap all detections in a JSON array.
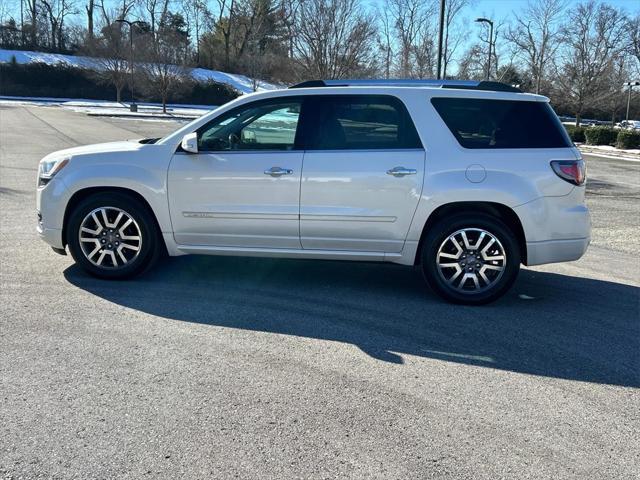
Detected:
[{"left": 36, "top": 79, "right": 590, "bottom": 304}]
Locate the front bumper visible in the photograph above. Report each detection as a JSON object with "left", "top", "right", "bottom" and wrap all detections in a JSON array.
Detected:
[
  {"left": 36, "top": 177, "right": 70, "bottom": 249},
  {"left": 37, "top": 222, "right": 65, "bottom": 249}
]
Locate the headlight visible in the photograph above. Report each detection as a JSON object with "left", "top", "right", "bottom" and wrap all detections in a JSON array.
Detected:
[{"left": 38, "top": 156, "right": 70, "bottom": 186}]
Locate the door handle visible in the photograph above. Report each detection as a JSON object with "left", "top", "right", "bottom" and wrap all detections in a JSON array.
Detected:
[
  {"left": 264, "top": 167, "right": 293, "bottom": 177},
  {"left": 386, "top": 166, "right": 417, "bottom": 177}
]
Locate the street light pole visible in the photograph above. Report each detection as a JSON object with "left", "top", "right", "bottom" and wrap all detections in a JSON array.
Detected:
[
  {"left": 475, "top": 17, "right": 494, "bottom": 81},
  {"left": 436, "top": 0, "right": 446, "bottom": 80},
  {"left": 115, "top": 19, "right": 143, "bottom": 112},
  {"left": 624, "top": 81, "right": 640, "bottom": 123}
]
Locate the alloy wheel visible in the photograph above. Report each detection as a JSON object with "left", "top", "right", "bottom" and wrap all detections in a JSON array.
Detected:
[
  {"left": 78, "top": 206, "right": 142, "bottom": 269},
  {"left": 436, "top": 228, "right": 506, "bottom": 294}
]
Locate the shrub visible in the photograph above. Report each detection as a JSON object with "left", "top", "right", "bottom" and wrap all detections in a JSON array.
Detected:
[
  {"left": 564, "top": 125, "right": 586, "bottom": 143},
  {"left": 584, "top": 126, "right": 617, "bottom": 146},
  {"left": 0, "top": 62, "right": 239, "bottom": 106},
  {"left": 177, "top": 79, "right": 239, "bottom": 107},
  {"left": 616, "top": 130, "right": 640, "bottom": 150},
  {"left": 0, "top": 62, "right": 118, "bottom": 100}
]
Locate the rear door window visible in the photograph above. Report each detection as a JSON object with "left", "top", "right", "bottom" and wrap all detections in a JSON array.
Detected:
[
  {"left": 431, "top": 98, "right": 572, "bottom": 149},
  {"left": 304, "top": 95, "right": 422, "bottom": 150}
]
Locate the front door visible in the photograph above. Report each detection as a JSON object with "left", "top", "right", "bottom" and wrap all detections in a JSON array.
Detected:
[
  {"left": 299, "top": 95, "right": 425, "bottom": 253},
  {"left": 168, "top": 98, "right": 304, "bottom": 248}
]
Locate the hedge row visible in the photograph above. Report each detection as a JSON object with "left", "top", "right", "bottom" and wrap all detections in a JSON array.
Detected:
[
  {"left": 584, "top": 127, "right": 618, "bottom": 146},
  {"left": 0, "top": 62, "right": 239, "bottom": 106},
  {"left": 563, "top": 124, "right": 640, "bottom": 149},
  {"left": 564, "top": 125, "right": 586, "bottom": 143},
  {"left": 616, "top": 130, "right": 640, "bottom": 149}
]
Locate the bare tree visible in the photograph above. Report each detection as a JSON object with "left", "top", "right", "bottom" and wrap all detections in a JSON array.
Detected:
[
  {"left": 293, "top": 0, "right": 377, "bottom": 79},
  {"left": 89, "top": 21, "right": 130, "bottom": 102},
  {"left": 377, "top": 4, "right": 393, "bottom": 79},
  {"left": 457, "top": 43, "right": 485, "bottom": 80},
  {"left": 556, "top": 1, "right": 628, "bottom": 125},
  {"left": 279, "top": 0, "right": 302, "bottom": 59},
  {"left": 215, "top": 0, "right": 236, "bottom": 70},
  {"left": 142, "top": 0, "right": 170, "bottom": 36},
  {"left": 40, "top": 0, "right": 77, "bottom": 50},
  {"left": 505, "top": 0, "right": 566, "bottom": 94},
  {"left": 98, "top": 0, "right": 134, "bottom": 27},
  {"left": 139, "top": 23, "right": 189, "bottom": 112},
  {"left": 181, "top": 0, "right": 210, "bottom": 64},
  {"left": 25, "top": 0, "right": 37, "bottom": 46},
  {"left": 86, "top": 0, "right": 95, "bottom": 41},
  {"left": 627, "top": 13, "right": 640, "bottom": 78},
  {"left": 387, "top": 0, "right": 436, "bottom": 78}
]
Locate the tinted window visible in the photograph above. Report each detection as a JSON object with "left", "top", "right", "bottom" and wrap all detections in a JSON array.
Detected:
[
  {"left": 431, "top": 98, "right": 572, "bottom": 149},
  {"left": 305, "top": 95, "right": 422, "bottom": 150},
  {"left": 197, "top": 99, "right": 302, "bottom": 151}
]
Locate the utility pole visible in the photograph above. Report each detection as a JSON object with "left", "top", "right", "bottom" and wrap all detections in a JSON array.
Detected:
[
  {"left": 624, "top": 81, "right": 640, "bottom": 122},
  {"left": 115, "top": 19, "right": 144, "bottom": 112},
  {"left": 476, "top": 17, "right": 494, "bottom": 81},
  {"left": 436, "top": 0, "right": 445, "bottom": 80}
]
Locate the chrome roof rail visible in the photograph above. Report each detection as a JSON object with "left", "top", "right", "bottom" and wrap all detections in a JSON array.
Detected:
[{"left": 289, "top": 79, "right": 522, "bottom": 93}]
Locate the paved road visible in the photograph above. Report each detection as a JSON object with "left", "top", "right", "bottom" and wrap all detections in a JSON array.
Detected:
[{"left": 1, "top": 104, "right": 638, "bottom": 479}]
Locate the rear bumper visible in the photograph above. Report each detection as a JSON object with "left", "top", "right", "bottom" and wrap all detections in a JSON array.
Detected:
[
  {"left": 514, "top": 188, "right": 591, "bottom": 266},
  {"left": 525, "top": 237, "right": 590, "bottom": 266}
]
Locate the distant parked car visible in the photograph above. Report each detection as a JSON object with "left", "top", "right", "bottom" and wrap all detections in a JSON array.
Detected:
[
  {"left": 615, "top": 120, "right": 640, "bottom": 130},
  {"left": 36, "top": 79, "right": 590, "bottom": 304}
]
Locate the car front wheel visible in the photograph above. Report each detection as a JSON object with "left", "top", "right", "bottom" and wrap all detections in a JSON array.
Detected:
[
  {"left": 421, "top": 214, "right": 520, "bottom": 304},
  {"left": 66, "top": 192, "right": 160, "bottom": 279}
]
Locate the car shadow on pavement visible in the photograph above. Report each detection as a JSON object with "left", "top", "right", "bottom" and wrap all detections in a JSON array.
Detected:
[{"left": 64, "top": 255, "right": 640, "bottom": 388}]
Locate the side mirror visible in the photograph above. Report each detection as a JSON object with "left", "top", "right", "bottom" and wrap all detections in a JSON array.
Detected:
[{"left": 181, "top": 132, "right": 198, "bottom": 154}]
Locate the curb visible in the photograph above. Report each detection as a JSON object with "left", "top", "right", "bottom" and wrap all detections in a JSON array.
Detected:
[
  {"left": 577, "top": 146, "right": 640, "bottom": 163},
  {"left": 86, "top": 112, "right": 199, "bottom": 121}
]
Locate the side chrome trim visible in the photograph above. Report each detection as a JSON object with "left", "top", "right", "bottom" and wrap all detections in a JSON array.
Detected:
[
  {"left": 300, "top": 214, "right": 397, "bottom": 223},
  {"left": 176, "top": 243, "right": 403, "bottom": 262},
  {"left": 183, "top": 212, "right": 298, "bottom": 220},
  {"left": 184, "top": 212, "right": 397, "bottom": 222}
]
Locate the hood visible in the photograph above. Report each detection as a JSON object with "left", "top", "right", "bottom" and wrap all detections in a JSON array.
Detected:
[{"left": 42, "top": 140, "right": 145, "bottom": 161}]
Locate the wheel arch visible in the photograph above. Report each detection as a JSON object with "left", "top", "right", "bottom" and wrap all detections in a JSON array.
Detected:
[
  {"left": 62, "top": 186, "right": 166, "bottom": 252},
  {"left": 414, "top": 201, "right": 527, "bottom": 265}
]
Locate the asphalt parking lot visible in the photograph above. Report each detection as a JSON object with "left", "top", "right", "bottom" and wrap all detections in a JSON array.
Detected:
[{"left": 1, "top": 103, "right": 638, "bottom": 479}]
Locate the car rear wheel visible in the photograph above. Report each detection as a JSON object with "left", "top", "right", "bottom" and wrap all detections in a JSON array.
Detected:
[
  {"left": 66, "top": 192, "right": 160, "bottom": 279},
  {"left": 420, "top": 214, "right": 520, "bottom": 304}
]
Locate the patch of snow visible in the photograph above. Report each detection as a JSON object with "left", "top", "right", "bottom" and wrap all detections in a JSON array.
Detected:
[
  {"left": 0, "top": 95, "right": 213, "bottom": 120},
  {"left": 0, "top": 48, "right": 280, "bottom": 94},
  {"left": 578, "top": 144, "right": 640, "bottom": 162}
]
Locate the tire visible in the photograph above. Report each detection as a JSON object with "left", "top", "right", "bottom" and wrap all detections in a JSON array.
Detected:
[
  {"left": 420, "top": 213, "right": 520, "bottom": 305},
  {"left": 66, "top": 192, "right": 160, "bottom": 279}
]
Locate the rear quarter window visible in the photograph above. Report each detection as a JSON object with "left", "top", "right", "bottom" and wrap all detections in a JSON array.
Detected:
[{"left": 431, "top": 98, "right": 572, "bottom": 149}]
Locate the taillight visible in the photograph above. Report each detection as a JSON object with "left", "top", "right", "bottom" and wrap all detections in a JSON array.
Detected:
[{"left": 550, "top": 159, "right": 586, "bottom": 186}]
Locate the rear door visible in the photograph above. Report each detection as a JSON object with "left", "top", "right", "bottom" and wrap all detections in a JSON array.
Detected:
[{"left": 299, "top": 95, "right": 425, "bottom": 252}]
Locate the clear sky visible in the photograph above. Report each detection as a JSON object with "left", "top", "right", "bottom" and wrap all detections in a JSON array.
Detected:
[
  {"left": 368, "top": 0, "right": 639, "bottom": 21},
  {"left": 464, "top": 0, "right": 638, "bottom": 20}
]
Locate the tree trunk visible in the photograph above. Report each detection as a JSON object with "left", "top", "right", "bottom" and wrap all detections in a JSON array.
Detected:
[
  {"left": 28, "top": 1, "right": 37, "bottom": 47},
  {"left": 162, "top": 93, "right": 167, "bottom": 113},
  {"left": 87, "top": 1, "right": 95, "bottom": 42},
  {"left": 224, "top": 32, "right": 231, "bottom": 70},
  {"left": 116, "top": 85, "right": 122, "bottom": 103}
]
